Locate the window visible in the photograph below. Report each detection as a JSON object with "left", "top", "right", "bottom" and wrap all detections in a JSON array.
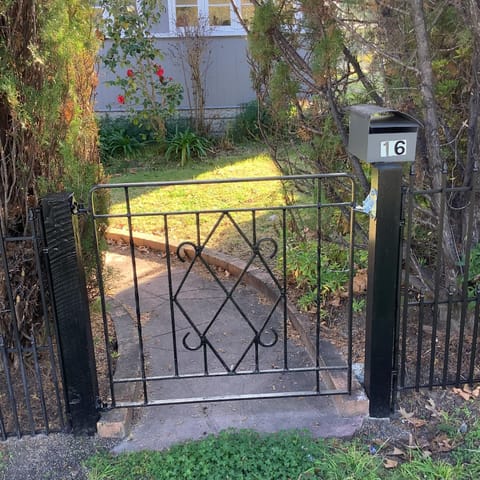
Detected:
[
  {"left": 208, "top": 0, "right": 232, "bottom": 26},
  {"left": 170, "top": 0, "right": 254, "bottom": 32}
]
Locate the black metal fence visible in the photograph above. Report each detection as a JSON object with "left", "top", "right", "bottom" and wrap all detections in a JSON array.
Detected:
[
  {"left": 0, "top": 209, "right": 66, "bottom": 439},
  {"left": 2, "top": 165, "right": 479, "bottom": 438},
  {"left": 396, "top": 166, "right": 480, "bottom": 392}
]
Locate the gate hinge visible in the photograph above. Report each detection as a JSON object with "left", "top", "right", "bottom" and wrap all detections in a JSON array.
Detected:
[
  {"left": 68, "top": 194, "right": 88, "bottom": 216},
  {"left": 74, "top": 203, "right": 89, "bottom": 216}
]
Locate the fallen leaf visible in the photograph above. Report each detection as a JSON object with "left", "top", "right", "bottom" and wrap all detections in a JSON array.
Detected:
[
  {"left": 390, "top": 447, "right": 406, "bottom": 456},
  {"left": 383, "top": 458, "right": 398, "bottom": 469},
  {"left": 353, "top": 269, "right": 368, "bottom": 294},
  {"left": 399, "top": 408, "right": 426, "bottom": 427},
  {"left": 329, "top": 295, "right": 342, "bottom": 307},
  {"left": 453, "top": 387, "right": 472, "bottom": 401},
  {"left": 399, "top": 407, "right": 415, "bottom": 419},
  {"left": 425, "top": 398, "right": 444, "bottom": 418},
  {"left": 409, "top": 417, "right": 427, "bottom": 428},
  {"left": 432, "top": 435, "right": 455, "bottom": 453}
]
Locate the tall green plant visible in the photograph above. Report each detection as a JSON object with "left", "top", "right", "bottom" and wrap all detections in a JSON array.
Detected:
[
  {"left": 0, "top": 0, "right": 106, "bottom": 346},
  {"left": 165, "top": 129, "right": 211, "bottom": 166},
  {"left": 98, "top": 0, "right": 183, "bottom": 139}
]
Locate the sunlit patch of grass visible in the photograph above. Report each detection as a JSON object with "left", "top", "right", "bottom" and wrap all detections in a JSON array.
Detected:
[{"left": 106, "top": 152, "right": 287, "bottom": 256}]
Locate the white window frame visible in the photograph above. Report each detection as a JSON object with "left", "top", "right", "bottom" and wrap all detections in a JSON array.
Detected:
[{"left": 167, "top": 0, "right": 250, "bottom": 36}]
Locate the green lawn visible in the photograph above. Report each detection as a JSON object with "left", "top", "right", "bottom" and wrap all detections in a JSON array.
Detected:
[{"left": 102, "top": 148, "right": 297, "bottom": 257}]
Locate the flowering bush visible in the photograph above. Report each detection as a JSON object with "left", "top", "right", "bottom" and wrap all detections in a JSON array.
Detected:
[{"left": 98, "top": 0, "right": 183, "bottom": 140}]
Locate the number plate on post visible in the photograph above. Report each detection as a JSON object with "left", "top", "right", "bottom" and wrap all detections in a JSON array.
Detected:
[{"left": 380, "top": 140, "right": 407, "bottom": 158}]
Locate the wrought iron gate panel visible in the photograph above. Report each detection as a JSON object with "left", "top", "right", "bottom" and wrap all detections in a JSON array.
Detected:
[
  {"left": 395, "top": 166, "right": 480, "bottom": 393},
  {"left": 0, "top": 209, "right": 66, "bottom": 439},
  {"left": 91, "top": 174, "right": 356, "bottom": 408}
]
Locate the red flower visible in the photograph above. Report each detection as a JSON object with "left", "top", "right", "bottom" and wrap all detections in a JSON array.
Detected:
[
  {"left": 168, "top": 77, "right": 173, "bottom": 81},
  {"left": 155, "top": 66, "right": 165, "bottom": 78},
  {"left": 126, "top": 69, "right": 134, "bottom": 77},
  {"left": 117, "top": 94, "right": 125, "bottom": 104}
]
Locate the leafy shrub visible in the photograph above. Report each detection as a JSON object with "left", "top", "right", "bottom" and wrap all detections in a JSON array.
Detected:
[
  {"left": 165, "top": 117, "right": 195, "bottom": 138},
  {"left": 458, "top": 242, "right": 480, "bottom": 297},
  {"left": 0, "top": 0, "right": 106, "bottom": 347},
  {"left": 98, "top": 116, "right": 154, "bottom": 161},
  {"left": 165, "top": 129, "right": 211, "bottom": 166},
  {"left": 282, "top": 240, "right": 366, "bottom": 312},
  {"left": 228, "top": 100, "right": 270, "bottom": 143}
]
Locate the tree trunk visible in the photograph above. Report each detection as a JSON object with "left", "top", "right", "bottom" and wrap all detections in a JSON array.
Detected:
[
  {"left": 458, "top": 1, "right": 480, "bottom": 244},
  {"left": 410, "top": 0, "right": 458, "bottom": 285}
]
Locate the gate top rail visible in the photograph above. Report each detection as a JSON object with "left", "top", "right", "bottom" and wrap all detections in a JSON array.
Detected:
[{"left": 89, "top": 173, "right": 356, "bottom": 215}]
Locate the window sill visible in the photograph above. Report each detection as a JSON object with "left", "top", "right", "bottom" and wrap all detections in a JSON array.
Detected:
[{"left": 150, "top": 28, "right": 248, "bottom": 38}]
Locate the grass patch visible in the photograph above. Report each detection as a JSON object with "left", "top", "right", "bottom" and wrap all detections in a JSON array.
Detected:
[
  {"left": 104, "top": 147, "right": 290, "bottom": 257},
  {"left": 85, "top": 425, "right": 480, "bottom": 480},
  {"left": 85, "top": 430, "right": 383, "bottom": 480}
]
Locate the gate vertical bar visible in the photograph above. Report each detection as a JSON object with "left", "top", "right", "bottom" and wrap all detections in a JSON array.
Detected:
[
  {"left": 364, "top": 164, "right": 403, "bottom": 417},
  {"left": 41, "top": 192, "right": 99, "bottom": 434}
]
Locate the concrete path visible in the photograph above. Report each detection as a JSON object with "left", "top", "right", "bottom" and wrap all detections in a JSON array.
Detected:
[{"left": 100, "top": 246, "right": 367, "bottom": 453}]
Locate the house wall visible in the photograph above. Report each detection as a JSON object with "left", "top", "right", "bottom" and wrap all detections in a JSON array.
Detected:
[{"left": 95, "top": 36, "right": 256, "bottom": 132}]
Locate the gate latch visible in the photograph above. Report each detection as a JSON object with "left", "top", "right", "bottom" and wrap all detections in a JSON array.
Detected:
[{"left": 355, "top": 188, "right": 377, "bottom": 220}]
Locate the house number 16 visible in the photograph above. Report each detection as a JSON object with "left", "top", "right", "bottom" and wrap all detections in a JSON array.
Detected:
[{"left": 380, "top": 140, "right": 407, "bottom": 157}]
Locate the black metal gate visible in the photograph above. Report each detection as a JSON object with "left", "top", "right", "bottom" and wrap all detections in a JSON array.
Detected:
[
  {"left": 4, "top": 166, "right": 480, "bottom": 438},
  {"left": 90, "top": 174, "right": 357, "bottom": 409},
  {"left": 0, "top": 209, "right": 66, "bottom": 439}
]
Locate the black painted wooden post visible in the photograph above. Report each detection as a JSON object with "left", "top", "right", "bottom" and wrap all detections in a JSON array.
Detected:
[
  {"left": 41, "top": 192, "right": 99, "bottom": 434},
  {"left": 364, "top": 164, "right": 403, "bottom": 417}
]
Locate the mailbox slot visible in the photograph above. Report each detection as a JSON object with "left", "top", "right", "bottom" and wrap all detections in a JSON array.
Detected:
[{"left": 348, "top": 105, "right": 420, "bottom": 163}]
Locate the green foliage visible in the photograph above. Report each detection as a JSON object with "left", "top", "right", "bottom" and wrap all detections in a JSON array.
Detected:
[
  {"left": 228, "top": 101, "right": 270, "bottom": 142},
  {"left": 85, "top": 429, "right": 362, "bottom": 480},
  {"left": 0, "top": 0, "right": 103, "bottom": 209},
  {"left": 165, "top": 129, "right": 211, "bottom": 166},
  {"left": 282, "top": 240, "right": 357, "bottom": 312},
  {"left": 98, "top": 0, "right": 183, "bottom": 140},
  {"left": 311, "top": 116, "right": 344, "bottom": 171},
  {"left": 165, "top": 117, "right": 195, "bottom": 137},
  {"left": 453, "top": 416, "right": 480, "bottom": 476},
  {"left": 98, "top": 116, "right": 154, "bottom": 162},
  {"left": 303, "top": 440, "right": 383, "bottom": 479},
  {"left": 248, "top": 0, "right": 281, "bottom": 68},
  {"left": 311, "top": 23, "right": 344, "bottom": 78},
  {"left": 392, "top": 451, "right": 464, "bottom": 479},
  {"left": 247, "top": 0, "right": 351, "bottom": 178},
  {"left": 0, "top": 0, "right": 106, "bottom": 344},
  {"left": 467, "top": 243, "right": 480, "bottom": 286},
  {"left": 270, "top": 61, "right": 299, "bottom": 122},
  {"left": 85, "top": 421, "right": 480, "bottom": 479},
  {"left": 457, "top": 242, "right": 480, "bottom": 297}
]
